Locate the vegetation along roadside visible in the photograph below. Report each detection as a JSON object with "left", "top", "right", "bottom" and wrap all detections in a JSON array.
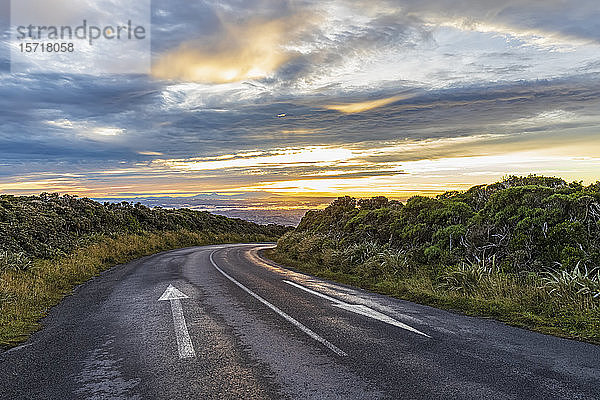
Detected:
[
  {"left": 0, "top": 193, "right": 289, "bottom": 348},
  {"left": 267, "top": 176, "right": 600, "bottom": 344}
]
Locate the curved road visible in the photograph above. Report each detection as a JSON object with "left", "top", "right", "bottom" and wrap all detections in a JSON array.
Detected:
[{"left": 1, "top": 244, "right": 599, "bottom": 399}]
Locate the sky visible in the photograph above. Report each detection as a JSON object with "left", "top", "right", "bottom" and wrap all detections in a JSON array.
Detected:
[{"left": 1, "top": 0, "right": 599, "bottom": 203}]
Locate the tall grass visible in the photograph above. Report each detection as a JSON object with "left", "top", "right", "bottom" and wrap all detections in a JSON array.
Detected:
[{"left": 541, "top": 264, "right": 600, "bottom": 306}]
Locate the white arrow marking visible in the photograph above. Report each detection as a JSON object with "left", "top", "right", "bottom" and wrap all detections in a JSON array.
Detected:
[
  {"left": 158, "top": 284, "right": 196, "bottom": 359},
  {"left": 209, "top": 251, "right": 347, "bottom": 357},
  {"left": 283, "top": 280, "right": 431, "bottom": 338}
]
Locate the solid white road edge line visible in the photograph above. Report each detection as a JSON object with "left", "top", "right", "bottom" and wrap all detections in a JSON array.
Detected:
[
  {"left": 283, "top": 280, "right": 431, "bottom": 338},
  {"left": 209, "top": 251, "right": 348, "bottom": 357},
  {"left": 158, "top": 284, "right": 196, "bottom": 359}
]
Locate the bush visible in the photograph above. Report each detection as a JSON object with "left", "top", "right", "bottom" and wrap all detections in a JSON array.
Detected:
[
  {"left": 279, "top": 175, "right": 600, "bottom": 275},
  {"left": 378, "top": 248, "right": 412, "bottom": 278}
]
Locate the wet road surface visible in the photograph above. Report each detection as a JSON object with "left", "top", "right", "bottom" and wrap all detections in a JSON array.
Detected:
[{"left": 1, "top": 244, "right": 599, "bottom": 399}]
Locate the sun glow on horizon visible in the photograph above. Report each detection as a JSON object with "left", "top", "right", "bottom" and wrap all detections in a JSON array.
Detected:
[{"left": 2, "top": 132, "right": 599, "bottom": 201}]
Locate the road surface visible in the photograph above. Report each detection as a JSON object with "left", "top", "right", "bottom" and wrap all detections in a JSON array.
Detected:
[{"left": 1, "top": 243, "right": 599, "bottom": 399}]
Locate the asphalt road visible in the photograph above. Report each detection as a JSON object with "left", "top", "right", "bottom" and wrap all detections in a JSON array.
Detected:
[{"left": 1, "top": 243, "right": 599, "bottom": 399}]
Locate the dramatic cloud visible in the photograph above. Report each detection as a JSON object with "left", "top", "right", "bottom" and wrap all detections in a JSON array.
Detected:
[
  {"left": 152, "top": 5, "right": 316, "bottom": 84},
  {"left": 154, "top": 19, "right": 289, "bottom": 83}
]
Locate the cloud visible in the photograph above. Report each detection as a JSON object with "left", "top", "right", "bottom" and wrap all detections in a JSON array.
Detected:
[
  {"left": 153, "top": 147, "right": 355, "bottom": 171},
  {"left": 324, "top": 95, "right": 409, "bottom": 113},
  {"left": 9, "top": 0, "right": 91, "bottom": 26},
  {"left": 152, "top": 12, "right": 315, "bottom": 84},
  {"left": 3, "top": 127, "right": 599, "bottom": 198},
  {"left": 146, "top": 0, "right": 600, "bottom": 91},
  {"left": 384, "top": 0, "right": 600, "bottom": 45}
]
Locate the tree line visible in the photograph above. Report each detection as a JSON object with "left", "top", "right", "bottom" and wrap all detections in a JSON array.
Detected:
[{"left": 0, "top": 193, "right": 289, "bottom": 265}]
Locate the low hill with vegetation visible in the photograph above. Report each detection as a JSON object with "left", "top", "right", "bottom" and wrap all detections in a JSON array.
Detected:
[
  {"left": 269, "top": 176, "right": 600, "bottom": 343},
  {"left": 0, "top": 193, "right": 289, "bottom": 347}
]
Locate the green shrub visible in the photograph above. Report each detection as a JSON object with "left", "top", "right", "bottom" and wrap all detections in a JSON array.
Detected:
[{"left": 0, "top": 194, "right": 289, "bottom": 262}]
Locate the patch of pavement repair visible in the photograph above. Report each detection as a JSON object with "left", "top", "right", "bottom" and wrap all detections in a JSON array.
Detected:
[{"left": 76, "top": 335, "right": 141, "bottom": 400}]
